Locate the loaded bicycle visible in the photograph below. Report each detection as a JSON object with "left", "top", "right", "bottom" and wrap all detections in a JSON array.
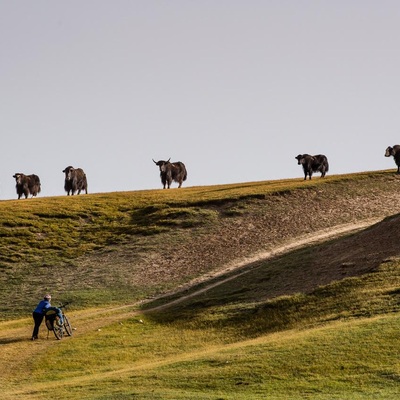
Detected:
[{"left": 45, "top": 302, "right": 73, "bottom": 340}]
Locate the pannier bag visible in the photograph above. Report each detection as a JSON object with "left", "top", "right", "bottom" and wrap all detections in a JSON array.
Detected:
[{"left": 44, "top": 307, "right": 63, "bottom": 329}]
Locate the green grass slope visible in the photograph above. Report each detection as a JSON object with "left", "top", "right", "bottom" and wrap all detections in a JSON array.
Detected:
[{"left": 1, "top": 170, "right": 400, "bottom": 399}]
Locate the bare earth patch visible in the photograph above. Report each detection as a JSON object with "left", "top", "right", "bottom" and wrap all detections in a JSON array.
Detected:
[{"left": 72, "top": 175, "right": 400, "bottom": 304}]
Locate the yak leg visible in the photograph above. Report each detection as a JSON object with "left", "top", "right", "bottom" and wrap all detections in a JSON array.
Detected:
[
  {"left": 303, "top": 171, "right": 310, "bottom": 180},
  {"left": 303, "top": 166, "right": 311, "bottom": 180}
]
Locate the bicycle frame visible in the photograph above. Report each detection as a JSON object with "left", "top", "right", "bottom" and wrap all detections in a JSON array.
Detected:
[{"left": 45, "top": 303, "right": 73, "bottom": 340}]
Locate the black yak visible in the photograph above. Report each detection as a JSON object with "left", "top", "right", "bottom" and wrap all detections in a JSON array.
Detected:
[
  {"left": 295, "top": 154, "right": 329, "bottom": 180},
  {"left": 13, "top": 173, "right": 41, "bottom": 199},
  {"left": 384, "top": 145, "right": 400, "bottom": 173},
  {"left": 153, "top": 158, "right": 187, "bottom": 189},
  {"left": 62, "top": 166, "right": 88, "bottom": 195}
]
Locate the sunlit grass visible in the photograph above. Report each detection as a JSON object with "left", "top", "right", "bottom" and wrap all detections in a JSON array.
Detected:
[
  {"left": 143, "top": 256, "right": 400, "bottom": 336},
  {"left": 15, "top": 313, "right": 400, "bottom": 400},
  {"left": 0, "top": 170, "right": 391, "bottom": 267},
  {"left": 1, "top": 169, "right": 399, "bottom": 318},
  {"left": 2, "top": 169, "right": 400, "bottom": 399},
  {"left": 3, "top": 252, "right": 393, "bottom": 399}
]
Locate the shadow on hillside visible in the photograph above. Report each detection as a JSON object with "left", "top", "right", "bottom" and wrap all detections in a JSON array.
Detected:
[{"left": 142, "top": 213, "right": 400, "bottom": 320}]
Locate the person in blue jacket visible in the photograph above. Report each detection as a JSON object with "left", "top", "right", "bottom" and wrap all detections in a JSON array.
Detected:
[{"left": 32, "top": 294, "right": 52, "bottom": 340}]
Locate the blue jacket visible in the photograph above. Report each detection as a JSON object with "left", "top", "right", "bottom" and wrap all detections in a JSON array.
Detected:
[{"left": 33, "top": 300, "right": 51, "bottom": 315}]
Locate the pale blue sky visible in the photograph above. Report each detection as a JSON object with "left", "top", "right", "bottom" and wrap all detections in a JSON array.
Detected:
[{"left": 1, "top": 1, "right": 400, "bottom": 199}]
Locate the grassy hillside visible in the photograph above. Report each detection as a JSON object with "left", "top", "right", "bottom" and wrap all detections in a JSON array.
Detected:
[
  {"left": 2, "top": 170, "right": 400, "bottom": 318},
  {"left": 1, "top": 170, "right": 400, "bottom": 399}
]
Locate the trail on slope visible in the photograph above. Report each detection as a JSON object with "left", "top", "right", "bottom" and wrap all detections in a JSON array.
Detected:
[
  {"left": 0, "top": 217, "right": 382, "bottom": 398},
  {"left": 144, "top": 218, "right": 382, "bottom": 311}
]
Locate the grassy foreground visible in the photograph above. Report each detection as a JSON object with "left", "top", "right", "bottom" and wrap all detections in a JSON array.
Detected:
[
  {"left": 3, "top": 313, "right": 399, "bottom": 399},
  {"left": 1, "top": 170, "right": 400, "bottom": 399}
]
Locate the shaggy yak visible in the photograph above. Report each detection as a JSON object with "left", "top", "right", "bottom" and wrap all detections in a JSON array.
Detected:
[
  {"left": 384, "top": 145, "right": 400, "bottom": 173},
  {"left": 13, "top": 173, "right": 41, "bottom": 199},
  {"left": 62, "top": 166, "right": 88, "bottom": 195},
  {"left": 153, "top": 158, "right": 187, "bottom": 189},
  {"left": 295, "top": 154, "right": 329, "bottom": 180}
]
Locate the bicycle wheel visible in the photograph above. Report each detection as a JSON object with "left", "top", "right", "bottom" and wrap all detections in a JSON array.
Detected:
[
  {"left": 63, "top": 315, "right": 73, "bottom": 336},
  {"left": 52, "top": 318, "right": 64, "bottom": 340}
]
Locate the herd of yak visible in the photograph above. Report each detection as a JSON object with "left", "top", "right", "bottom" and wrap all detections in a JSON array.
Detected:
[
  {"left": 12, "top": 166, "right": 88, "bottom": 200},
  {"left": 10, "top": 146, "right": 400, "bottom": 199}
]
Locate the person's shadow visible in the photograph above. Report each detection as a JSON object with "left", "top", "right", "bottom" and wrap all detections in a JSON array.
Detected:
[{"left": 0, "top": 337, "right": 30, "bottom": 344}]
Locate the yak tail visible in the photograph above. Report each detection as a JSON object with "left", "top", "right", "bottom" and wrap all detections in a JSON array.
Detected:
[{"left": 325, "top": 160, "right": 329, "bottom": 172}]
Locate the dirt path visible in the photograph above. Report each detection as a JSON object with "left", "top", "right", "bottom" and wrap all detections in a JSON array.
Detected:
[
  {"left": 0, "top": 217, "right": 384, "bottom": 398},
  {"left": 5, "top": 321, "right": 349, "bottom": 399},
  {"left": 146, "top": 217, "right": 382, "bottom": 311},
  {"left": 2, "top": 217, "right": 381, "bottom": 330},
  {"left": 0, "top": 218, "right": 379, "bottom": 386}
]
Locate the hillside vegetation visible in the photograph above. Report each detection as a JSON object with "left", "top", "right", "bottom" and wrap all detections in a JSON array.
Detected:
[{"left": 1, "top": 170, "right": 400, "bottom": 399}]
